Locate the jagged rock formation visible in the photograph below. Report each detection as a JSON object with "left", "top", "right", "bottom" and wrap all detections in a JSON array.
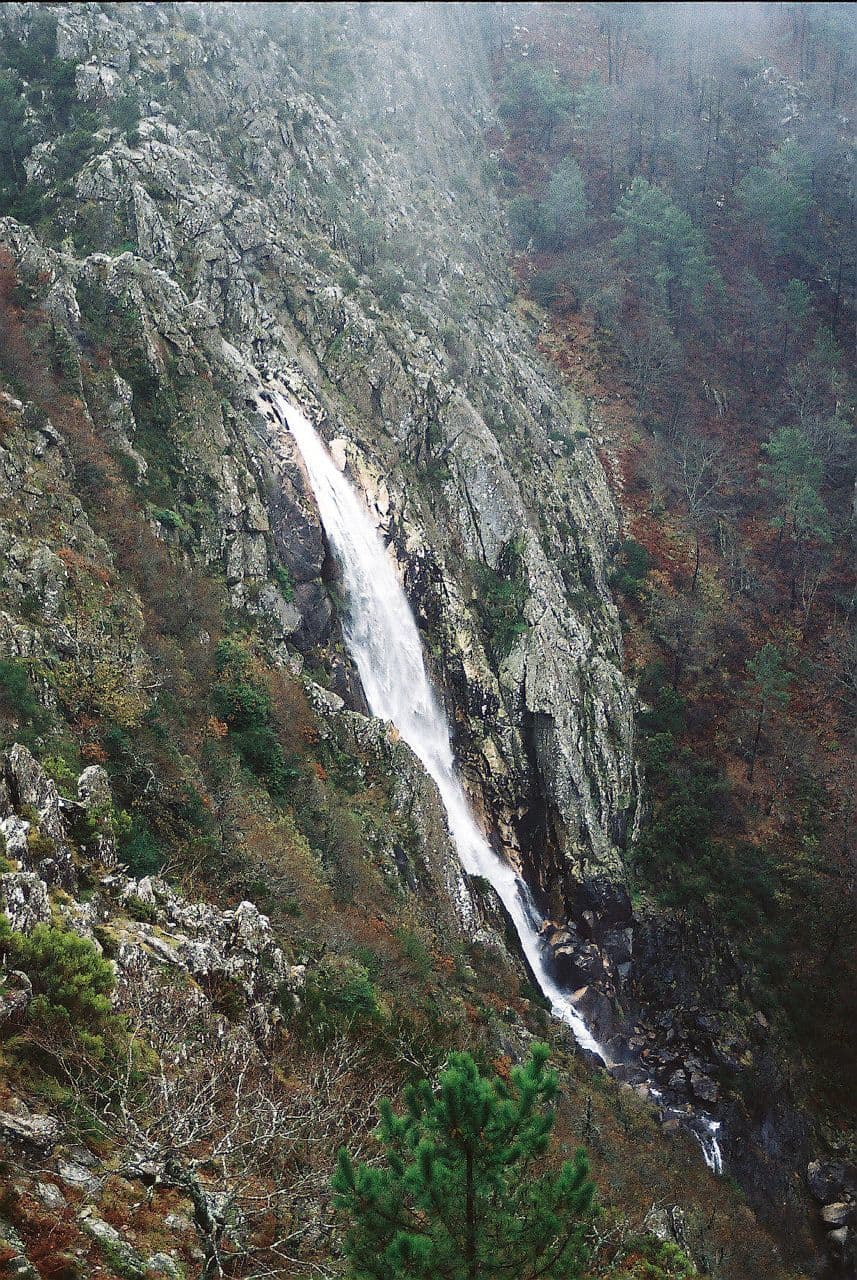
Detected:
[
  {"left": 0, "top": 5, "right": 847, "bottom": 1277},
  {"left": 0, "top": 1, "right": 638, "bottom": 927}
]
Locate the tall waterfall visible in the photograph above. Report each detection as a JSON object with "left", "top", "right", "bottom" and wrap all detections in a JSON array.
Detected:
[
  {"left": 264, "top": 389, "right": 604, "bottom": 1058},
  {"left": 262, "top": 388, "right": 722, "bottom": 1174}
]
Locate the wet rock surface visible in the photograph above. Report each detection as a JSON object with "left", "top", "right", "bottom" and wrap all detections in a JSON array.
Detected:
[{"left": 0, "top": 5, "right": 845, "bottom": 1275}]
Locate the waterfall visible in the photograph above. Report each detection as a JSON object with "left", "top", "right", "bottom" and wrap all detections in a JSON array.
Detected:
[
  {"left": 261, "top": 387, "right": 724, "bottom": 1174},
  {"left": 263, "top": 388, "right": 605, "bottom": 1059}
]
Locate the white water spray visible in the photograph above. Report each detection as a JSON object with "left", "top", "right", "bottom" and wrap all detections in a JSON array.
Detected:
[
  {"left": 263, "top": 389, "right": 604, "bottom": 1059},
  {"left": 262, "top": 388, "right": 725, "bottom": 1172}
]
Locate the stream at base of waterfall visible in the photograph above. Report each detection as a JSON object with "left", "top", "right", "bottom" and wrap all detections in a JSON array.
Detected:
[{"left": 260, "top": 386, "right": 722, "bottom": 1176}]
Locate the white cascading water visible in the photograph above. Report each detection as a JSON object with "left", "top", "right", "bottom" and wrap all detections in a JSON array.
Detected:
[
  {"left": 264, "top": 388, "right": 603, "bottom": 1057},
  {"left": 262, "top": 387, "right": 723, "bottom": 1173}
]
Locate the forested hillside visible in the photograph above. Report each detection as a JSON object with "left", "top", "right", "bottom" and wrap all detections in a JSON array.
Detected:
[
  {"left": 0, "top": 4, "right": 853, "bottom": 1279},
  {"left": 489, "top": 0, "right": 855, "bottom": 1107}
]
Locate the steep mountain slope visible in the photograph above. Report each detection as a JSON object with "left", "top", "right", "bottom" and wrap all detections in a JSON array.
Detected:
[{"left": 0, "top": 3, "right": 851, "bottom": 1278}]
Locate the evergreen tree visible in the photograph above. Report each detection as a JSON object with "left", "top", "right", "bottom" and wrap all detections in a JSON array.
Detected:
[
  {"left": 507, "top": 193, "right": 542, "bottom": 249},
  {"left": 614, "top": 177, "right": 716, "bottom": 313},
  {"left": 738, "top": 140, "right": 813, "bottom": 256},
  {"left": 760, "top": 426, "right": 831, "bottom": 546},
  {"left": 0, "top": 71, "right": 31, "bottom": 212},
  {"left": 333, "top": 1043, "right": 596, "bottom": 1280},
  {"left": 779, "top": 277, "right": 812, "bottom": 358},
  {"left": 536, "top": 157, "right": 588, "bottom": 251},
  {"left": 744, "top": 643, "right": 791, "bottom": 782},
  {"left": 499, "top": 66, "right": 573, "bottom": 145}
]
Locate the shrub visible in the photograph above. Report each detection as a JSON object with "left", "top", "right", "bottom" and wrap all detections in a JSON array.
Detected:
[
  {"left": 610, "top": 538, "right": 651, "bottom": 601},
  {"left": 529, "top": 266, "right": 571, "bottom": 310},
  {"left": 472, "top": 537, "right": 530, "bottom": 660},
  {"left": 613, "top": 1235, "right": 695, "bottom": 1278},
  {"left": 151, "top": 506, "right": 185, "bottom": 532},
  {"left": 293, "top": 955, "right": 383, "bottom": 1044},
  {"left": 211, "top": 637, "right": 299, "bottom": 797},
  {"left": 273, "top": 562, "right": 295, "bottom": 601},
  {"left": 119, "top": 817, "right": 164, "bottom": 877},
  {"left": 507, "top": 193, "right": 541, "bottom": 248},
  {"left": 0, "top": 917, "right": 122, "bottom": 1062},
  {"left": 0, "top": 659, "right": 49, "bottom": 737}
]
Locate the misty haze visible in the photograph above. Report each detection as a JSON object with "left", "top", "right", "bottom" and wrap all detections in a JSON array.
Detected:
[{"left": 0, "top": 4, "right": 853, "bottom": 1279}]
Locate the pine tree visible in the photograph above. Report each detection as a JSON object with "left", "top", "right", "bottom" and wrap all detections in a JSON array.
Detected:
[
  {"left": 744, "top": 643, "right": 791, "bottom": 782},
  {"left": 332, "top": 1043, "right": 596, "bottom": 1280},
  {"left": 536, "top": 158, "right": 588, "bottom": 251},
  {"left": 760, "top": 426, "right": 831, "bottom": 546},
  {"left": 614, "top": 177, "right": 716, "bottom": 314},
  {"left": 738, "top": 140, "right": 813, "bottom": 256}
]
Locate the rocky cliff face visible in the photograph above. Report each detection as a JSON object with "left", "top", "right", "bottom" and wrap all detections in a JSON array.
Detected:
[
  {"left": 2, "top": 5, "right": 840, "bottom": 1277},
  {"left": 0, "top": 0, "right": 637, "bottom": 929}
]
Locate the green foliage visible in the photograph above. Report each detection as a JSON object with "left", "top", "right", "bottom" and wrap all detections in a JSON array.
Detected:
[
  {"left": 0, "top": 71, "right": 32, "bottom": 211},
  {"left": 2, "top": 8, "right": 58, "bottom": 81},
  {"left": 782, "top": 277, "right": 811, "bottom": 328},
  {"left": 273, "top": 562, "right": 295, "bottom": 601},
  {"left": 119, "top": 816, "right": 164, "bottom": 877},
  {"left": 0, "top": 659, "right": 49, "bottom": 739},
  {"left": 472, "top": 538, "right": 530, "bottom": 660},
  {"left": 529, "top": 266, "right": 570, "bottom": 310},
  {"left": 0, "top": 918, "right": 121, "bottom": 1061},
  {"left": 613, "top": 1236, "right": 695, "bottom": 1278},
  {"left": 507, "top": 194, "right": 542, "bottom": 250},
  {"left": 507, "top": 160, "right": 587, "bottom": 254},
  {"left": 151, "top": 506, "right": 186, "bottom": 532},
  {"left": 536, "top": 157, "right": 588, "bottom": 251},
  {"left": 635, "top": 673, "right": 726, "bottom": 906},
  {"left": 348, "top": 209, "right": 384, "bottom": 269},
  {"left": 574, "top": 71, "right": 608, "bottom": 126},
  {"left": 395, "top": 926, "right": 433, "bottom": 981},
  {"left": 610, "top": 538, "right": 650, "bottom": 601},
  {"left": 108, "top": 89, "right": 140, "bottom": 135},
  {"left": 81, "top": 801, "right": 133, "bottom": 850},
  {"left": 0, "top": 11, "right": 103, "bottom": 221},
  {"left": 211, "top": 637, "right": 298, "bottom": 797},
  {"left": 760, "top": 427, "right": 831, "bottom": 543},
  {"left": 745, "top": 643, "right": 791, "bottom": 715},
  {"left": 635, "top": 671, "right": 779, "bottom": 929},
  {"left": 293, "top": 955, "right": 382, "bottom": 1045},
  {"left": 635, "top": 737, "right": 725, "bottom": 905},
  {"left": 333, "top": 1043, "right": 596, "bottom": 1280},
  {"left": 124, "top": 894, "right": 159, "bottom": 925},
  {"left": 738, "top": 141, "right": 813, "bottom": 255},
  {"left": 372, "top": 264, "right": 407, "bottom": 309},
  {"left": 614, "top": 178, "right": 716, "bottom": 313},
  {"left": 499, "top": 66, "right": 573, "bottom": 144}
]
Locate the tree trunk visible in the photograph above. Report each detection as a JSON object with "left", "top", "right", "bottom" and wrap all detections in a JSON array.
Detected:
[
  {"left": 465, "top": 1146, "right": 477, "bottom": 1280},
  {"left": 747, "top": 704, "right": 765, "bottom": 781}
]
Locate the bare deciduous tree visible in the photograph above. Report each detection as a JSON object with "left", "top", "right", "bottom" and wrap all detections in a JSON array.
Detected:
[{"left": 64, "top": 957, "right": 391, "bottom": 1279}]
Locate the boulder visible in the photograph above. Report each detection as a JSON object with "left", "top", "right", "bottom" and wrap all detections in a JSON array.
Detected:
[
  {"left": 808, "top": 1160, "right": 857, "bottom": 1204},
  {"left": 35, "top": 1181, "right": 66, "bottom": 1211},
  {"left": 821, "top": 1202, "right": 853, "bottom": 1228},
  {"left": 540, "top": 922, "right": 605, "bottom": 988},
  {"left": 57, "top": 1157, "right": 102, "bottom": 1195},
  {"left": 571, "top": 875, "right": 632, "bottom": 932},
  {"left": 572, "top": 985, "right": 618, "bottom": 1043},
  {"left": 0, "top": 815, "right": 30, "bottom": 864},
  {"left": 1, "top": 745, "right": 76, "bottom": 888},
  {"left": 0, "top": 871, "right": 51, "bottom": 932},
  {"left": 689, "top": 1070, "right": 719, "bottom": 1105},
  {"left": 0, "top": 970, "right": 32, "bottom": 1029},
  {"left": 77, "top": 765, "right": 119, "bottom": 867},
  {"left": 0, "top": 1104, "right": 60, "bottom": 1151}
]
